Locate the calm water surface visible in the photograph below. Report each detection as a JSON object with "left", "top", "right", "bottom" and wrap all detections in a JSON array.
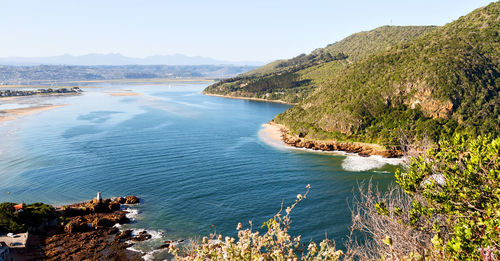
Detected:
[{"left": 0, "top": 82, "right": 397, "bottom": 257}]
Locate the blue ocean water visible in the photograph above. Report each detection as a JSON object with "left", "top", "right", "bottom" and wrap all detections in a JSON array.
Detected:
[{"left": 0, "top": 82, "right": 397, "bottom": 257}]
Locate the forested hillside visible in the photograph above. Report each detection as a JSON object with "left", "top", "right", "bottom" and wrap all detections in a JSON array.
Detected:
[
  {"left": 275, "top": 2, "right": 500, "bottom": 147},
  {"left": 204, "top": 26, "right": 436, "bottom": 103}
]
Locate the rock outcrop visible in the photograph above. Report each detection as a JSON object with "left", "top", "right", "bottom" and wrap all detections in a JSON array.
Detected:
[
  {"left": 35, "top": 195, "right": 142, "bottom": 260},
  {"left": 125, "top": 196, "right": 140, "bottom": 204},
  {"left": 279, "top": 125, "right": 402, "bottom": 158},
  {"left": 131, "top": 231, "right": 152, "bottom": 242}
]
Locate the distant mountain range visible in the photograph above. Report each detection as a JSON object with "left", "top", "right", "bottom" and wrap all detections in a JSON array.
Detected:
[{"left": 0, "top": 53, "right": 264, "bottom": 66}]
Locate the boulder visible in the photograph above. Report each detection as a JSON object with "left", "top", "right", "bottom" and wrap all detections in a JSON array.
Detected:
[
  {"left": 89, "top": 202, "right": 110, "bottom": 213},
  {"left": 125, "top": 196, "right": 140, "bottom": 204},
  {"left": 115, "top": 229, "right": 132, "bottom": 241},
  {"left": 92, "top": 216, "right": 116, "bottom": 229},
  {"left": 114, "top": 197, "right": 126, "bottom": 204},
  {"left": 131, "top": 231, "right": 152, "bottom": 242},
  {"left": 64, "top": 217, "right": 90, "bottom": 233},
  {"left": 108, "top": 201, "right": 121, "bottom": 211},
  {"left": 92, "top": 212, "right": 129, "bottom": 229}
]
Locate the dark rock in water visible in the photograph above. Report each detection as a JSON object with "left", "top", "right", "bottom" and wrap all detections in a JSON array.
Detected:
[
  {"left": 108, "top": 201, "right": 121, "bottom": 211},
  {"left": 108, "top": 211, "right": 130, "bottom": 224},
  {"left": 131, "top": 231, "right": 152, "bottom": 242},
  {"left": 125, "top": 196, "right": 140, "bottom": 204},
  {"left": 108, "top": 227, "right": 120, "bottom": 235},
  {"left": 115, "top": 229, "right": 133, "bottom": 241},
  {"left": 115, "top": 197, "right": 127, "bottom": 204},
  {"left": 159, "top": 239, "right": 185, "bottom": 249}
]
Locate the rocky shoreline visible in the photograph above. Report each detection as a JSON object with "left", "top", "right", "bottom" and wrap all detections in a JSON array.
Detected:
[
  {"left": 10, "top": 195, "right": 156, "bottom": 260},
  {"left": 270, "top": 122, "right": 403, "bottom": 158}
]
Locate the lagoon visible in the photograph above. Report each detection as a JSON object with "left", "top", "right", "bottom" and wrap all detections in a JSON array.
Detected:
[{"left": 0, "top": 82, "right": 396, "bottom": 258}]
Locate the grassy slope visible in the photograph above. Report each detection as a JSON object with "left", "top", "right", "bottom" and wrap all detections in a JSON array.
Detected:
[
  {"left": 204, "top": 26, "right": 436, "bottom": 103},
  {"left": 275, "top": 2, "right": 500, "bottom": 147}
]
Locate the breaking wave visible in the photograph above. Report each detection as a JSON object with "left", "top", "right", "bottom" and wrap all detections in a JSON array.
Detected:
[{"left": 341, "top": 155, "right": 405, "bottom": 172}]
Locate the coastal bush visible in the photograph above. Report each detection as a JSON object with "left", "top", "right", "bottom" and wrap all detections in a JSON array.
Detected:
[
  {"left": 0, "top": 202, "right": 54, "bottom": 233},
  {"left": 347, "top": 135, "right": 500, "bottom": 260},
  {"left": 168, "top": 185, "right": 343, "bottom": 261},
  {"left": 395, "top": 135, "right": 500, "bottom": 259},
  {"left": 0, "top": 203, "right": 25, "bottom": 233}
]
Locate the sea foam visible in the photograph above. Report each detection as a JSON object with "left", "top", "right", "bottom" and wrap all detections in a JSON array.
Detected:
[{"left": 341, "top": 155, "right": 405, "bottom": 172}]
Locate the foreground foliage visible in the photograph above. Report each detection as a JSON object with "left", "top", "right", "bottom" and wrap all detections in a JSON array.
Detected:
[
  {"left": 169, "top": 185, "right": 343, "bottom": 260},
  {"left": 396, "top": 135, "right": 500, "bottom": 259},
  {"left": 347, "top": 135, "right": 499, "bottom": 260}
]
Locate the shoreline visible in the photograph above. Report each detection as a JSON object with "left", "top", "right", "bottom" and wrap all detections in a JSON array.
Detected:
[
  {"left": 0, "top": 104, "right": 69, "bottom": 123},
  {"left": 261, "top": 122, "right": 403, "bottom": 158},
  {"left": 4, "top": 196, "right": 150, "bottom": 260},
  {"left": 203, "top": 92, "right": 297, "bottom": 105}
]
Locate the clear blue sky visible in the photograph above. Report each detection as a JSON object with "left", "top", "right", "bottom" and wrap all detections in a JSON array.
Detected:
[{"left": 0, "top": 0, "right": 493, "bottom": 62}]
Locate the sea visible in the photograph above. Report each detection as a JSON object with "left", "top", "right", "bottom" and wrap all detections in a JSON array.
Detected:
[{"left": 0, "top": 81, "right": 401, "bottom": 259}]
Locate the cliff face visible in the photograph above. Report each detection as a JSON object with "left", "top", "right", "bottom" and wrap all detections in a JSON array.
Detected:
[{"left": 275, "top": 2, "right": 500, "bottom": 146}]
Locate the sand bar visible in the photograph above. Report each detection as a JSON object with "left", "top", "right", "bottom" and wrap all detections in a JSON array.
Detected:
[
  {"left": 0, "top": 104, "right": 68, "bottom": 123},
  {"left": 105, "top": 91, "right": 143, "bottom": 96}
]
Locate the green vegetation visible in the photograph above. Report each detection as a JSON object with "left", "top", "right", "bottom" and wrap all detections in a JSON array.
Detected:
[
  {"left": 169, "top": 185, "right": 343, "bottom": 260},
  {"left": 275, "top": 2, "right": 500, "bottom": 147},
  {"left": 204, "top": 26, "right": 436, "bottom": 103},
  {"left": 0, "top": 202, "right": 55, "bottom": 233},
  {"left": 355, "top": 135, "right": 500, "bottom": 260},
  {"left": 170, "top": 136, "right": 499, "bottom": 260},
  {"left": 394, "top": 135, "right": 500, "bottom": 259},
  {"left": 184, "top": 4, "right": 500, "bottom": 259}
]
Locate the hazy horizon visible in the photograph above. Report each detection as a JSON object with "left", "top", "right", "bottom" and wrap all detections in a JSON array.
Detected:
[
  {"left": 0, "top": 52, "right": 266, "bottom": 66},
  {"left": 0, "top": 0, "right": 492, "bottom": 62}
]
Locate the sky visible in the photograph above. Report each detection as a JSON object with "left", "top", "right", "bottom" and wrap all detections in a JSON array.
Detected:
[{"left": 0, "top": 0, "right": 493, "bottom": 62}]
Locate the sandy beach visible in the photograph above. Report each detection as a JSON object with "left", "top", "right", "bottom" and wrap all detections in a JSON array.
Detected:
[
  {"left": 259, "top": 122, "right": 405, "bottom": 171},
  {"left": 258, "top": 122, "right": 302, "bottom": 150},
  {"left": 259, "top": 122, "right": 343, "bottom": 154},
  {"left": 0, "top": 104, "right": 68, "bottom": 123}
]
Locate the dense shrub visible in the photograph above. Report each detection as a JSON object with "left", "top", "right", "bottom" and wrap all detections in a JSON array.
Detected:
[{"left": 0, "top": 202, "right": 55, "bottom": 233}]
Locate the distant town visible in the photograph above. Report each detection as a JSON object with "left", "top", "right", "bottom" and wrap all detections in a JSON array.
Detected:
[
  {"left": 0, "top": 87, "right": 82, "bottom": 97},
  {"left": 0, "top": 64, "right": 256, "bottom": 85}
]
